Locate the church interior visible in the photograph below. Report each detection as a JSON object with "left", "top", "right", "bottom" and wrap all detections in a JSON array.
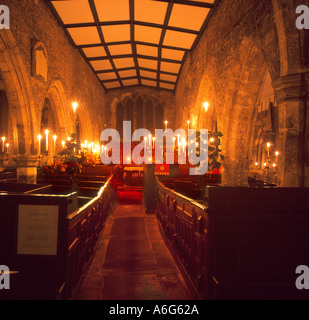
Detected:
[{"left": 0, "top": 0, "right": 309, "bottom": 301}]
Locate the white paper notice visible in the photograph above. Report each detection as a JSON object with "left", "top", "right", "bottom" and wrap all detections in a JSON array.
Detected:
[{"left": 17, "top": 205, "right": 59, "bottom": 256}]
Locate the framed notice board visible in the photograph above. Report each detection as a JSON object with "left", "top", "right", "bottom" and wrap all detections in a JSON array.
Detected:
[{"left": 17, "top": 205, "right": 59, "bottom": 256}]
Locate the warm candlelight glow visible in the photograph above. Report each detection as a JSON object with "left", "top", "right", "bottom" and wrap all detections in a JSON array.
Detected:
[
  {"left": 164, "top": 121, "right": 168, "bottom": 130},
  {"left": 45, "top": 130, "right": 49, "bottom": 152},
  {"left": 266, "top": 142, "right": 271, "bottom": 157},
  {"left": 1, "top": 137, "right": 5, "bottom": 153},
  {"left": 62, "top": 141, "right": 65, "bottom": 149},
  {"left": 6, "top": 143, "right": 9, "bottom": 154},
  {"left": 72, "top": 102, "right": 78, "bottom": 113},
  {"left": 203, "top": 102, "right": 209, "bottom": 112},
  {"left": 53, "top": 135, "right": 57, "bottom": 154},
  {"left": 38, "top": 135, "right": 42, "bottom": 155}
]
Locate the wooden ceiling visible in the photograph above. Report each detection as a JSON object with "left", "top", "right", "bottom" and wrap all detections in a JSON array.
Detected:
[{"left": 47, "top": 0, "right": 218, "bottom": 92}]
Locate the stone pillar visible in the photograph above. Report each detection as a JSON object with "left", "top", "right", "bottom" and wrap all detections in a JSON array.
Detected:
[
  {"left": 14, "top": 155, "right": 39, "bottom": 184},
  {"left": 273, "top": 73, "right": 309, "bottom": 187}
]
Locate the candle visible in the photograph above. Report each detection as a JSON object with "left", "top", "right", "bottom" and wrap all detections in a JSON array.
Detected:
[
  {"left": 38, "top": 135, "right": 42, "bottom": 155},
  {"left": 187, "top": 120, "right": 190, "bottom": 130},
  {"left": 149, "top": 134, "right": 152, "bottom": 147},
  {"left": 72, "top": 102, "right": 78, "bottom": 113},
  {"left": 45, "top": 130, "right": 49, "bottom": 152},
  {"left": 165, "top": 121, "right": 168, "bottom": 131},
  {"left": 6, "top": 143, "right": 9, "bottom": 154},
  {"left": 152, "top": 137, "right": 155, "bottom": 149},
  {"left": 204, "top": 102, "right": 209, "bottom": 112},
  {"left": 173, "top": 137, "right": 176, "bottom": 149},
  {"left": 275, "top": 151, "right": 279, "bottom": 162},
  {"left": 182, "top": 138, "right": 186, "bottom": 153},
  {"left": 1, "top": 137, "right": 5, "bottom": 153},
  {"left": 62, "top": 141, "right": 65, "bottom": 149},
  {"left": 53, "top": 135, "right": 57, "bottom": 154},
  {"left": 204, "top": 102, "right": 209, "bottom": 128},
  {"left": 267, "top": 142, "right": 271, "bottom": 157}
]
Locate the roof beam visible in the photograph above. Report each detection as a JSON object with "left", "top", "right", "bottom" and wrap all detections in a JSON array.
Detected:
[
  {"left": 153, "top": 0, "right": 215, "bottom": 9},
  {"left": 64, "top": 20, "right": 199, "bottom": 35},
  {"left": 129, "top": 0, "right": 141, "bottom": 85},
  {"left": 157, "top": 2, "right": 174, "bottom": 88},
  {"left": 88, "top": 0, "right": 123, "bottom": 88}
]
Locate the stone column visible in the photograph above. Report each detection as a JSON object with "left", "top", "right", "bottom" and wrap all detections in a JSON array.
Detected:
[
  {"left": 14, "top": 155, "right": 39, "bottom": 184},
  {"left": 273, "top": 73, "right": 309, "bottom": 187}
]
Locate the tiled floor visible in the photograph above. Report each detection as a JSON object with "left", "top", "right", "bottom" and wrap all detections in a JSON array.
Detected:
[{"left": 73, "top": 202, "right": 195, "bottom": 300}]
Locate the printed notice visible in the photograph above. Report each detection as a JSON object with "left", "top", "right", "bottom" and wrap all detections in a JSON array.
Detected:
[{"left": 17, "top": 205, "right": 59, "bottom": 256}]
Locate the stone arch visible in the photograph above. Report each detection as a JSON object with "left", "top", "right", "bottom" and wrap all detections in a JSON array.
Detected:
[
  {"left": 195, "top": 72, "right": 218, "bottom": 132},
  {"left": 223, "top": 42, "right": 273, "bottom": 185},
  {"left": 44, "top": 79, "right": 71, "bottom": 141},
  {"left": 0, "top": 30, "right": 37, "bottom": 155}
]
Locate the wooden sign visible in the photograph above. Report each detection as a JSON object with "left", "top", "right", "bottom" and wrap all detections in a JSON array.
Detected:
[{"left": 17, "top": 205, "right": 59, "bottom": 256}]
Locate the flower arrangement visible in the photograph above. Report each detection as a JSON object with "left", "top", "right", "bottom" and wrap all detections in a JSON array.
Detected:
[{"left": 39, "top": 134, "right": 94, "bottom": 187}]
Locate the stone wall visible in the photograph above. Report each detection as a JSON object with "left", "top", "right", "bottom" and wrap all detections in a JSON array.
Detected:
[
  {"left": 0, "top": 0, "right": 175, "bottom": 159},
  {"left": 1, "top": 0, "right": 109, "bottom": 154},
  {"left": 174, "top": 0, "right": 309, "bottom": 187}
]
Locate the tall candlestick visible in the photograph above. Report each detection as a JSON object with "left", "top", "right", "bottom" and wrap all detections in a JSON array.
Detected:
[
  {"left": 204, "top": 102, "right": 209, "bottom": 129},
  {"left": 53, "top": 135, "right": 57, "bottom": 155},
  {"left": 62, "top": 141, "right": 65, "bottom": 150},
  {"left": 6, "top": 143, "right": 9, "bottom": 154},
  {"left": 45, "top": 130, "right": 49, "bottom": 152},
  {"left": 2, "top": 137, "right": 5, "bottom": 153},
  {"left": 275, "top": 151, "right": 279, "bottom": 162},
  {"left": 38, "top": 135, "right": 42, "bottom": 155},
  {"left": 165, "top": 121, "right": 168, "bottom": 131},
  {"left": 152, "top": 137, "right": 155, "bottom": 149},
  {"left": 267, "top": 142, "right": 271, "bottom": 157},
  {"left": 148, "top": 134, "right": 152, "bottom": 147}
]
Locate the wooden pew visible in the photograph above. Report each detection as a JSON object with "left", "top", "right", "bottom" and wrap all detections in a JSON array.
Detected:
[
  {"left": 0, "top": 181, "right": 53, "bottom": 194},
  {"left": 0, "top": 177, "right": 116, "bottom": 300},
  {"left": 156, "top": 181, "right": 309, "bottom": 300}
]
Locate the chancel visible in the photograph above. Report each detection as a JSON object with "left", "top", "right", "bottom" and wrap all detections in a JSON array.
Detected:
[{"left": 0, "top": 0, "right": 309, "bottom": 301}]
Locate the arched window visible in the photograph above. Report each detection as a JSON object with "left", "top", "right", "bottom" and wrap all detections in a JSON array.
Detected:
[{"left": 116, "top": 95, "right": 164, "bottom": 139}]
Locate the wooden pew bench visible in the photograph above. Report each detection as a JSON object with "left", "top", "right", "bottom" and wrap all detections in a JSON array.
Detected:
[
  {"left": 156, "top": 181, "right": 309, "bottom": 300},
  {"left": 0, "top": 177, "right": 116, "bottom": 300}
]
